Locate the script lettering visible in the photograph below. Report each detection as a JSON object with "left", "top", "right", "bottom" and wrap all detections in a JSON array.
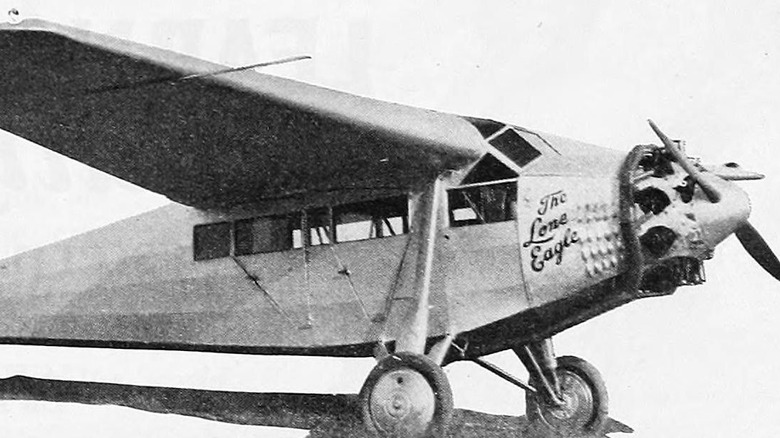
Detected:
[
  {"left": 522, "top": 190, "right": 579, "bottom": 272},
  {"left": 537, "top": 190, "right": 567, "bottom": 215}
]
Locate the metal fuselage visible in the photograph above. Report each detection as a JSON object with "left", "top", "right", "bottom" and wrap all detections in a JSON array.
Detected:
[{"left": 0, "top": 127, "right": 750, "bottom": 361}]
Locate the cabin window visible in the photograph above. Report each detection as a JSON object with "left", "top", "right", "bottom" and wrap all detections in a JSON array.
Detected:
[
  {"left": 292, "top": 208, "right": 333, "bottom": 249},
  {"left": 193, "top": 222, "right": 232, "bottom": 260},
  {"left": 194, "top": 196, "right": 409, "bottom": 260},
  {"left": 235, "top": 215, "right": 293, "bottom": 255},
  {"left": 335, "top": 197, "right": 409, "bottom": 242},
  {"left": 448, "top": 181, "right": 517, "bottom": 227}
]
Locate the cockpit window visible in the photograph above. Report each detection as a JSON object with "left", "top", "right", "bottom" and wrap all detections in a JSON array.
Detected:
[
  {"left": 466, "top": 117, "right": 505, "bottom": 138},
  {"left": 489, "top": 129, "right": 541, "bottom": 167},
  {"left": 448, "top": 181, "right": 517, "bottom": 227},
  {"left": 462, "top": 154, "right": 517, "bottom": 185}
]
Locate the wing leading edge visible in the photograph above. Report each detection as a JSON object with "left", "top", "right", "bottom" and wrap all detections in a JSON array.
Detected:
[{"left": 0, "top": 19, "right": 487, "bottom": 209}]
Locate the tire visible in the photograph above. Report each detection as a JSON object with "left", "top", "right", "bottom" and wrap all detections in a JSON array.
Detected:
[
  {"left": 360, "top": 352, "right": 453, "bottom": 438},
  {"left": 525, "top": 355, "right": 609, "bottom": 437}
]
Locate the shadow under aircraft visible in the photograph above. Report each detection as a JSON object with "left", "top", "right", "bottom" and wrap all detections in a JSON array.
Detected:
[{"left": 0, "top": 375, "right": 632, "bottom": 437}]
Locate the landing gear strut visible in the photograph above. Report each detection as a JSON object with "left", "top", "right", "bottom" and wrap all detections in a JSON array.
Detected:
[
  {"left": 360, "top": 352, "right": 453, "bottom": 438},
  {"left": 361, "top": 179, "right": 453, "bottom": 437},
  {"left": 518, "top": 340, "right": 609, "bottom": 437}
]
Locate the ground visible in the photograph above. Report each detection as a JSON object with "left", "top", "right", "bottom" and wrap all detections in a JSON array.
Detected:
[{"left": 0, "top": 375, "right": 632, "bottom": 437}]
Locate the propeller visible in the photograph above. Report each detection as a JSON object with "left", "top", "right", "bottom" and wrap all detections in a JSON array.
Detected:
[
  {"left": 648, "top": 120, "right": 780, "bottom": 282},
  {"left": 648, "top": 119, "right": 721, "bottom": 203},
  {"left": 735, "top": 222, "right": 780, "bottom": 281}
]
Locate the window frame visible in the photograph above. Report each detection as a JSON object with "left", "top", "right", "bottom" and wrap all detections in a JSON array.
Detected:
[
  {"left": 333, "top": 196, "right": 409, "bottom": 243},
  {"left": 234, "top": 214, "right": 296, "bottom": 256},
  {"left": 193, "top": 196, "right": 410, "bottom": 261},
  {"left": 447, "top": 178, "right": 518, "bottom": 228},
  {"left": 193, "top": 221, "right": 233, "bottom": 261}
]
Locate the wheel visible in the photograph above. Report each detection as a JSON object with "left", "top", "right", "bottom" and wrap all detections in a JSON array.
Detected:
[
  {"left": 360, "top": 352, "right": 453, "bottom": 438},
  {"left": 525, "top": 355, "right": 609, "bottom": 437}
]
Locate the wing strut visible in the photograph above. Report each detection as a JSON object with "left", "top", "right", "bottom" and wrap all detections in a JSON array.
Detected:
[
  {"left": 395, "top": 178, "right": 444, "bottom": 354},
  {"left": 322, "top": 210, "right": 373, "bottom": 323},
  {"left": 230, "top": 256, "right": 295, "bottom": 324}
]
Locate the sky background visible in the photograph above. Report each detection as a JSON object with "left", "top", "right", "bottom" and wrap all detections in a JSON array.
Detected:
[{"left": 1, "top": 1, "right": 780, "bottom": 437}]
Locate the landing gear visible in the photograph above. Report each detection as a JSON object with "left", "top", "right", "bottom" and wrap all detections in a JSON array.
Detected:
[
  {"left": 360, "top": 180, "right": 453, "bottom": 437},
  {"left": 360, "top": 352, "right": 453, "bottom": 438},
  {"left": 525, "top": 355, "right": 609, "bottom": 436},
  {"left": 517, "top": 340, "right": 609, "bottom": 437}
]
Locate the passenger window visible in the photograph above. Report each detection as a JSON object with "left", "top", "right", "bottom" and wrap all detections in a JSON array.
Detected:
[
  {"left": 235, "top": 215, "right": 293, "bottom": 255},
  {"left": 193, "top": 222, "right": 232, "bottom": 260},
  {"left": 335, "top": 197, "right": 409, "bottom": 242},
  {"left": 292, "top": 209, "right": 332, "bottom": 249},
  {"left": 195, "top": 196, "right": 410, "bottom": 260},
  {"left": 448, "top": 181, "right": 517, "bottom": 227}
]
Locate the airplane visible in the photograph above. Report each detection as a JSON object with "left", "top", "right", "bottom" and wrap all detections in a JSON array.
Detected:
[{"left": 0, "top": 17, "right": 778, "bottom": 438}]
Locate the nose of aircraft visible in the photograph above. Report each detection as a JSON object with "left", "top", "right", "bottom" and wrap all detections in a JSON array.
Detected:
[
  {"left": 690, "top": 173, "right": 751, "bottom": 248},
  {"left": 648, "top": 120, "right": 780, "bottom": 282}
]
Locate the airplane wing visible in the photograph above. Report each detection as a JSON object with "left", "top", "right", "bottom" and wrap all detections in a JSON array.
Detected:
[{"left": 0, "top": 20, "right": 487, "bottom": 209}]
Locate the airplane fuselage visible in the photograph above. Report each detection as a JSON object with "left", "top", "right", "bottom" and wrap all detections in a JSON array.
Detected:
[
  {"left": 0, "top": 124, "right": 746, "bottom": 362},
  {"left": 0, "top": 117, "right": 753, "bottom": 368}
]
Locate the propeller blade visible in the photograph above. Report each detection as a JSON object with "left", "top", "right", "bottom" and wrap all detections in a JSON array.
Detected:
[
  {"left": 735, "top": 222, "right": 780, "bottom": 281},
  {"left": 647, "top": 119, "right": 722, "bottom": 203}
]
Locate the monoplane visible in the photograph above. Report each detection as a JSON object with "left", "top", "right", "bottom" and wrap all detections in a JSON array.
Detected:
[{"left": 0, "top": 19, "right": 777, "bottom": 438}]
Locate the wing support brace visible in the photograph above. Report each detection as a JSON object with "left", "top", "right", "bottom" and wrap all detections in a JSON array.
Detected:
[{"left": 394, "top": 178, "right": 443, "bottom": 355}]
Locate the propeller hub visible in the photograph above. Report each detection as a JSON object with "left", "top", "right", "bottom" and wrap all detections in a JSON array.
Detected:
[
  {"left": 689, "top": 174, "right": 751, "bottom": 248},
  {"left": 631, "top": 145, "right": 750, "bottom": 263},
  {"left": 638, "top": 120, "right": 780, "bottom": 284}
]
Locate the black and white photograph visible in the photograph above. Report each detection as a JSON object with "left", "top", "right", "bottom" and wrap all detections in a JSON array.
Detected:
[{"left": 0, "top": 2, "right": 778, "bottom": 437}]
